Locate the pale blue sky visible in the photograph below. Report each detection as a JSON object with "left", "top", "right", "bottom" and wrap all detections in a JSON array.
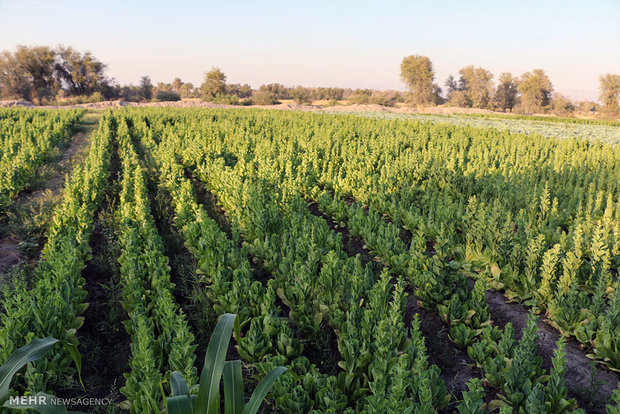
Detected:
[{"left": 1, "top": 0, "right": 619, "bottom": 100}]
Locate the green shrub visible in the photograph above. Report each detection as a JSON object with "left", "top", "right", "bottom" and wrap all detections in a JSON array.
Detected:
[{"left": 155, "top": 91, "right": 181, "bottom": 102}]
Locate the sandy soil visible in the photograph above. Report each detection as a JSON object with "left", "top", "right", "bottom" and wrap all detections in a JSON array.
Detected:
[{"left": 0, "top": 98, "right": 519, "bottom": 115}]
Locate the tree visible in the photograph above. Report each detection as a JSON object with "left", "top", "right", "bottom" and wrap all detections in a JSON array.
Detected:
[
  {"left": 494, "top": 72, "right": 518, "bottom": 112},
  {"left": 517, "top": 69, "right": 553, "bottom": 113},
  {"left": 139, "top": 76, "right": 153, "bottom": 101},
  {"left": 54, "top": 46, "right": 107, "bottom": 96},
  {"left": 444, "top": 74, "right": 460, "bottom": 102},
  {"left": 238, "top": 84, "right": 252, "bottom": 98},
  {"left": 290, "top": 86, "right": 312, "bottom": 104},
  {"left": 226, "top": 83, "right": 241, "bottom": 97},
  {"left": 258, "top": 83, "right": 289, "bottom": 99},
  {"left": 180, "top": 83, "right": 194, "bottom": 98},
  {"left": 400, "top": 55, "right": 436, "bottom": 106},
  {"left": 155, "top": 82, "right": 172, "bottom": 93},
  {"left": 200, "top": 67, "right": 227, "bottom": 101},
  {"left": 252, "top": 89, "right": 278, "bottom": 105},
  {"left": 457, "top": 65, "right": 494, "bottom": 108},
  {"left": 575, "top": 100, "right": 598, "bottom": 114},
  {"left": 0, "top": 45, "right": 113, "bottom": 103},
  {"left": 550, "top": 93, "right": 574, "bottom": 116},
  {"left": 0, "top": 51, "right": 31, "bottom": 100},
  {"left": 0, "top": 45, "right": 57, "bottom": 103},
  {"left": 350, "top": 89, "right": 373, "bottom": 104},
  {"left": 172, "top": 77, "right": 183, "bottom": 94},
  {"left": 599, "top": 73, "right": 620, "bottom": 114}
]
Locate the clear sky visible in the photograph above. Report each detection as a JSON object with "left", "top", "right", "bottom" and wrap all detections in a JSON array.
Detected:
[{"left": 1, "top": 0, "right": 619, "bottom": 101}]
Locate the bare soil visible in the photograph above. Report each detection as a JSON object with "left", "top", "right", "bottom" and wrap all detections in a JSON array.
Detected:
[
  {"left": 0, "top": 98, "right": 551, "bottom": 116},
  {"left": 306, "top": 200, "right": 382, "bottom": 275},
  {"left": 404, "top": 291, "right": 478, "bottom": 410},
  {"left": 0, "top": 236, "right": 23, "bottom": 274},
  {"left": 21, "top": 130, "right": 90, "bottom": 202}
]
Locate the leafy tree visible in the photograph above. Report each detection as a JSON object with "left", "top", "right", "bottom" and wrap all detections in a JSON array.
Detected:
[
  {"left": 258, "top": 83, "right": 289, "bottom": 99},
  {"left": 328, "top": 87, "right": 345, "bottom": 100},
  {"left": 350, "top": 88, "right": 373, "bottom": 104},
  {"left": 172, "top": 77, "right": 183, "bottom": 94},
  {"left": 444, "top": 74, "right": 460, "bottom": 102},
  {"left": 201, "top": 67, "right": 227, "bottom": 101},
  {"left": 517, "top": 69, "right": 553, "bottom": 113},
  {"left": 0, "top": 45, "right": 57, "bottom": 103},
  {"left": 139, "top": 76, "right": 153, "bottom": 101},
  {"left": 450, "top": 90, "right": 471, "bottom": 107},
  {"left": 0, "top": 51, "right": 31, "bottom": 100},
  {"left": 155, "top": 82, "right": 172, "bottom": 93},
  {"left": 290, "top": 86, "right": 312, "bottom": 104},
  {"left": 54, "top": 46, "right": 107, "bottom": 96},
  {"left": 599, "top": 73, "right": 620, "bottom": 115},
  {"left": 456, "top": 65, "right": 494, "bottom": 108},
  {"left": 0, "top": 45, "right": 112, "bottom": 103},
  {"left": 575, "top": 100, "right": 599, "bottom": 114},
  {"left": 238, "top": 84, "right": 252, "bottom": 98},
  {"left": 494, "top": 72, "right": 518, "bottom": 112},
  {"left": 226, "top": 83, "right": 241, "bottom": 97},
  {"left": 180, "top": 83, "right": 195, "bottom": 98},
  {"left": 400, "top": 55, "right": 436, "bottom": 106},
  {"left": 551, "top": 93, "right": 574, "bottom": 116},
  {"left": 252, "top": 89, "right": 279, "bottom": 105}
]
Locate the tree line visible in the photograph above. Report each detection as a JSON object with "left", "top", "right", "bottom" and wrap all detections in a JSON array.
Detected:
[
  {"left": 0, "top": 45, "right": 618, "bottom": 116},
  {"left": 400, "top": 55, "right": 619, "bottom": 115}
]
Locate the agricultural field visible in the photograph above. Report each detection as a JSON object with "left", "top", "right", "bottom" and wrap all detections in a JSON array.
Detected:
[
  {"left": 329, "top": 111, "right": 620, "bottom": 145},
  {"left": 0, "top": 107, "right": 619, "bottom": 414}
]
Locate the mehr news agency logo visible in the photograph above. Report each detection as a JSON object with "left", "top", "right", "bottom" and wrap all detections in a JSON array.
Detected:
[{"left": 7, "top": 395, "right": 113, "bottom": 408}]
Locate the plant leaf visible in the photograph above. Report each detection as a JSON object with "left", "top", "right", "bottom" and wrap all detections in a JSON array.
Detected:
[
  {"left": 0, "top": 337, "right": 59, "bottom": 403},
  {"left": 167, "top": 395, "right": 193, "bottom": 414},
  {"left": 223, "top": 360, "right": 244, "bottom": 414},
  {"left": 240, "top": 366, "right": 286, "bottom": 414},
  {"left": 195, "top": 313, "right": 237, "bottom": 414},
  {"left": 170, "top": 371, "right": 190, "bottom": 397},
  {"left": 61, "top": 341, "right": 83, "bottom": 389}
]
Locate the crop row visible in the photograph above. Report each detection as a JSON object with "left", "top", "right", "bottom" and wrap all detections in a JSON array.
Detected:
[
  {"left": 0, "top": 111, "right": 112, "bottom": 395},
  {"left": 0, "top": 108, "right": 85, "bottom": 212},
  {"left": 120, "top": 108, "right": 620, "bottom": 412}
]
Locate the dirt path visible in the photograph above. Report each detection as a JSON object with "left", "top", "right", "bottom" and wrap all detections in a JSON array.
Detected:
[{"left": 0, "top": 111, "right": 100, "bottom": 274}]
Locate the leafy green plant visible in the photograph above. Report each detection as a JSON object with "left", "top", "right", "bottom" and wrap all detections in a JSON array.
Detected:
[
  {"left": 456, "top": 378, "right": 485, "bottom": 414},
  {"left": 607, "top": 383, "right": 620, "bottom": 414},
  {"left": 544, "top": 337, "right": 577, "bottom": 414},
  {"left": 166, "top": 314, "right": 286, "bottom": 414},
  {"left": 0, "top": 337, "right": 82, "bottom": 414}
]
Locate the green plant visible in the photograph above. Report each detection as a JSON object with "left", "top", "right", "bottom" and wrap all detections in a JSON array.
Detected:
[
  {"left": 456, "top": 378, "right": 485, "bottom": 414},
  {"left": 1, "top": 337, "right": 82, "bottom": 413},
  {"left": 607, "top": 383, "right": 620, "bottom": 414},
  {"left": 166, "top": 314, "right": 286, "bottom": 414}
]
